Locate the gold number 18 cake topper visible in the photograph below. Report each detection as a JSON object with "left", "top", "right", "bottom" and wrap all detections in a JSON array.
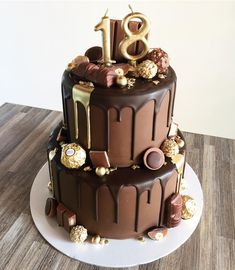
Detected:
[{"left": 119, "top": 6, "right": 150, "bottom": 62}]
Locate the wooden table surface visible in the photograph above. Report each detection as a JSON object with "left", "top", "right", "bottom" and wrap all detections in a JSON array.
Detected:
[{"left": 0, "top": 103, "right": 234, "bottom": 270}]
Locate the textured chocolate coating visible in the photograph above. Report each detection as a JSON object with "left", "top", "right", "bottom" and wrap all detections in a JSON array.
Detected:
[
  {"left": 48, "top": 123, "right": 186, "bottom": 238},
  {"left": 62, "top": 66, "right": 176, "bottom": 167}
]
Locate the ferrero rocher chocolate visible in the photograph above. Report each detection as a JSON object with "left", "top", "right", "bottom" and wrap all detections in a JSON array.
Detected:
[
  {"left": 146, "top": 48, "right": 169, "bottom": 74},
  {"left": 137, "top": 60, "right": 158, "bottom": 79},
  {"left": 61, "top": 143, "right": 86, "bottom": 169},
  {"left": 70, "top": 225, "right": 88, "bottom": 243},
  {"left": 161, "top": 138, "right": 179, "bottom": 158},
  {"left": 181, "top": 195, "right": 196, "bottom": 219}
]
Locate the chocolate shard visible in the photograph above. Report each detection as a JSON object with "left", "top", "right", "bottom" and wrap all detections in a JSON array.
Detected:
[
  {"left": 89, "top": 150, "right": 110, "bottom": 168},
  {"left": 85, "top": 46, "right": 102, "bottom": 62},
  {"left": 165, "top": 193, "right": 182, "bottom": 228}
]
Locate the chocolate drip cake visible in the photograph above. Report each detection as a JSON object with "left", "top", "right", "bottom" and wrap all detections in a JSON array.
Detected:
[{"left": 45, "top": 9, "right": 194, "bottom": 243}]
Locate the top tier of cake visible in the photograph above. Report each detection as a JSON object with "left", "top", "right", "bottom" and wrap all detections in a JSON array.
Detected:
[{"left": 61, "top": 65, "right": 176, "bottom": 167}]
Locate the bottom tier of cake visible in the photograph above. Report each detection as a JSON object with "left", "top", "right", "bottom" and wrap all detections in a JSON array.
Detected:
[{"left": 47, "top": 123, "right": 186, "bottom": 239}]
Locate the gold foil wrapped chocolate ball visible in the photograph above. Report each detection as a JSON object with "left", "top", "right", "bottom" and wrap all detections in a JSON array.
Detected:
[
  {"left": 70, "top": 225, "right": 88, "bottom": 243},
  {"left": 161, "top": 139, "right": 179, "bottom": 158},
  {"left": 61, "top": 143, "right": 86, "bottom": 169},
  {"left": 181, "top": 195, "right": 196, "bottom": 219},
  {"left": 115, "top": 68, "right": 128, "bottom": 88},
  {"left": 137, "top": 60, "right": 158, "bottom": 79},
  {"left": 95, "top": 167, "right": 106, "bottom": 177},
  {"left": 175, "top": 136, "right": 185, "bottom": 148}
]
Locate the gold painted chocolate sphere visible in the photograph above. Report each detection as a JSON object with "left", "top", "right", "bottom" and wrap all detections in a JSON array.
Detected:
[
  {"left": 160, "top": 139, "right": 179, "bottom": 158},
  {"left": 181, "top": 195, "right": 196, "bottom": 219},
  {"left": 116, "top": 75, "right": 128, "bottom": 87},
  {"left": 175, "top": 136, "right": 185, "bottom": 148},
  {"left": 61, "top": 143, "right": 86, "bottom": 169},
  {"left": 95, "top": 167, "right": 106, "bottom": 177}
]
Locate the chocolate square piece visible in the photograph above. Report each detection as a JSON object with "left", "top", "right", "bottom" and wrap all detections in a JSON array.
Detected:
[
  {"left": 89, "top": 151, "right": 110, "bottom": 168},
  {"left": 56, "top": 203, "right": 66, "bottom": 226},
  {"left": 63, "top": 210, "right": 76, "bottom": 232}
]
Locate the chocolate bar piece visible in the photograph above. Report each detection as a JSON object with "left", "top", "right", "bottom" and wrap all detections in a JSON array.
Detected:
[
  {"left": 72, "top": 62, "right": 129, "bottom": 87},
  {"left": 89, "top": 150, "right": 110, "bottom": 168},
  {"left": 63, "top": 210, "right": 76, "bottom": 232},
  {"left": 165, "top": 193, "right": 182, "bottom": 228},
  {"left": 57, "top": 203, "right": 67, "bottom": 226},
  {"left": 56, "top": 203, "right": 76, "bottom": 231},
  {"left": 110, "top": 19, "right": 149, "bottom": 62}
]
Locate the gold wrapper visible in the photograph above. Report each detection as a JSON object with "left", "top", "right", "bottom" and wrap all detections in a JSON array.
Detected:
[
  {"left": 70, "top": 225, "right": 88, "bottom": 243},
  {"left": 137, "top": 60, "right": 158, "bottom": 79},
  {"left": 181, "top": 195, "right": 196, "bottom": 219},
  {"left": 160, "top": 139, "right": 179, "bottom": 158},
  {"left": 61, "top": 143, "right": 86, "bottom": 169}
]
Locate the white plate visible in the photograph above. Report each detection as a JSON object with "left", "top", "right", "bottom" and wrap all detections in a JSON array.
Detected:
[{"left": 30, "top": 163, "right": 203, "bottom": 268}]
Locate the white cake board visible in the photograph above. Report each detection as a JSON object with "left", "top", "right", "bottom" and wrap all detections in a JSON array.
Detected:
[{"left": 30, "top": 163, "right": 203, "bottom": 268}]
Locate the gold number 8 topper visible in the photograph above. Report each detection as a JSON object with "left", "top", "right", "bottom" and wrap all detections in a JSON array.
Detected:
[{"left": 119, "top": 12, "right": 150, "bottom": 62}]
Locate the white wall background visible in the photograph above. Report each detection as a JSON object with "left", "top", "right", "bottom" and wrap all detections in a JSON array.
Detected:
[{"left": 0, "top": 0, "right": 235, "bottom": 139}]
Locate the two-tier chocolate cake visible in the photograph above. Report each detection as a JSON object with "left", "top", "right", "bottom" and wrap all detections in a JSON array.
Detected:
[{"left": 45, "top": 8, "right": 196, "bottom": 243}]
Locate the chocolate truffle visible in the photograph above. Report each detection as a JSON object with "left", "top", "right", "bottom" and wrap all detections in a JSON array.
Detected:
[{"left": 143, "top": 147, "right": 165, "bottom": 170}]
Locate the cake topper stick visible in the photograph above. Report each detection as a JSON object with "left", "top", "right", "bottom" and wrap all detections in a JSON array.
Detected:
[
  {"left": 95, "top": 9, "right": 116, "bottom": 67},
  {"left": 119, "top": 6, "right": 150, "bottom": 64}
]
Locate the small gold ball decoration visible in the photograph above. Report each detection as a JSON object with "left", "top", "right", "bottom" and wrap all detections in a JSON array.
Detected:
[
  {"left": 181, "top": 195, "right": 196, "bottom": 220},
  {"left": 91, "top": 235, "right": 101, "bottom": 244},
  {"left": 137, "top": 60, "right": 158, "bottom": 79},
  {"left": 160, "top": 139, "right": 179, "bottom": 158},
  {"left": 70, "top": 225, "right": 88, "bottom": 243},
  {"left": 95, "top": 167, "right": 106, "bottom": 177},
  {"left": 115, "top": 68, "right": 128, "bottom": 87},
  {"left": 47, "top": 181, "right": 53, "bottom": 193},
  {"left": 175, "top": 136, "right": 185, "bottom": 148},
  {"left": 61, "top": 143, "right": 86, "bottom": 169}
]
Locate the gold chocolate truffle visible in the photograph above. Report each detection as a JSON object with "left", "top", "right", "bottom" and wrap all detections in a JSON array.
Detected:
[
  {"left": 137, "top": 60, "right": 158, "bottom": 79},
  {"left": 175, "top": 136, "right": 185, "bottom": 148},
  {"left": 91, "top": 235, "right": 101, "bottom": 244},
  {"left": 95, "top": 167, "right": 106, "bottom": 177},
  {"left": 61, "top": 143, "right": 86, "bottom": 169},
  {"left": 116, "top": 75, "right": 128, "bottom": 87},
  {"left": 70, "top": 225, "right": 88, "bottom": 243},
  {"left": 181, "top": 195, "right": 196, "bottom": 219},
  {"left": 161, "top": 139, "right": 179, "bottom": 158},
  {"left": 115, "top": 68, "right": 128, "bottom": 87}
]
